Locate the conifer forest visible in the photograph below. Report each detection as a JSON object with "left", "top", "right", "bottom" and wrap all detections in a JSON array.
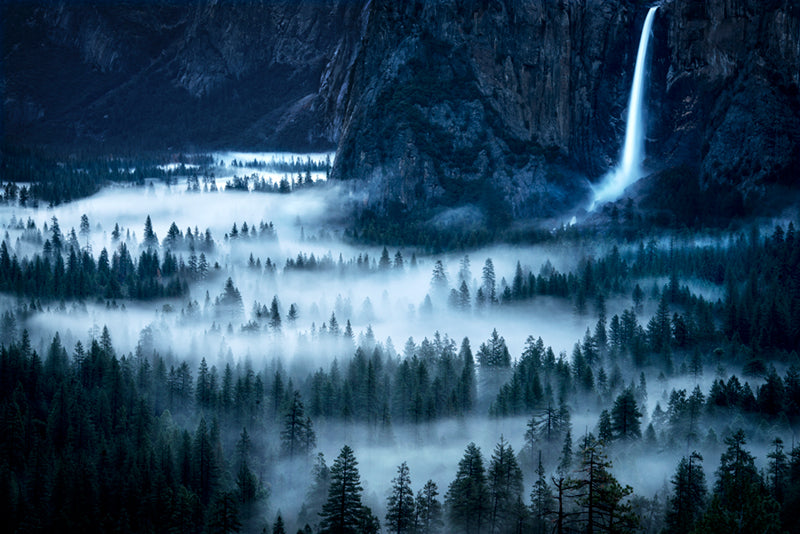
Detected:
[
  {"left": 3, "top": 1, "right": 800, "bottom": 533},
  {"left": 0, "top": 152, "right": 798, "bottom": 533}
]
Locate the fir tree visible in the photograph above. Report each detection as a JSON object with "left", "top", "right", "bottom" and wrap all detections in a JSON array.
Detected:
[
  {"left": 530, "top": 451, "right": 554, "bottom": 534},
  {"left": 610, "top": 388, "right": 642, "bottom": 440},
  {"left": 766, "top": 437, "right": 788, "bottom": 503},
  {"left": 666, "top": 451, "right": 706, "bottom": 533},
  {"left": 319, "top": 445, "right": 368, "bottom": 534},
  {"left": 281, "top": 391, "right": 315, "bottom": 459},
  {"left": 569, "top": 434, "right": 636, "bottom": 533},
  {"left": 487, "top": 436, "right": 523, "bottom": 534},
  {"left": 385, "top": 462, "right": 415, "bottom": 534},
  {"left": 446, "top": 442, "right": 488, "bottom": 534},
  {"left": 415, "top": 480, "right": 443, "bottom": 534},
  {"left": 272, "top": 513, "right": 286, "bottom": 534},
  {"left": 207, "top": 491, "right": 241, "bottom": 534}
]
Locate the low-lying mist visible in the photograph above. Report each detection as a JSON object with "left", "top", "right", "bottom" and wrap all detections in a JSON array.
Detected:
[{"left": 1, "top": 153, "right": 797, "bottom": 533}]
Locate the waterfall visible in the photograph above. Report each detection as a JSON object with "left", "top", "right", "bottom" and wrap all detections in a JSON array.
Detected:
[{"left": 591, "top": 6, "right": 658, "bottom": 210}]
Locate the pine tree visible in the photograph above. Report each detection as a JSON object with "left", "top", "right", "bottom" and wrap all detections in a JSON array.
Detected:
[
  {"left": 385, "top": 462, "right": 415, "bottom": 534},
  {"left": 714, "top": 429, "right": 759, "bottom": 508},
  {"left": 379, "top": 247, "right": 391, "bottom": 270},
  {"left": 647, "top": 293, "right": 672, "bottom": 355},
  {"left": 610, "top": 388, "right": 642, "bottom": 440},
  {"left": 269, "top": 296, "right": 282, "bottom": 332},
  {"left": 458, "top": 337, "right": 476, "bottom": 413},
  {"left": 302, "top": 453, "right": 330, "bottom": 530},
  {"left": 530, "top": 451, "right": 554, "bottom": 534},
  {"left": 597, "top": 410, "right": 613, "bottom": 443},
  {"left": 666, "top": 451, "right": 706, "bottom": 533},
  {"left": 143, "top": 215, "right": 158, "bottom": 250},
  {"left": 766, "top": 437, "right": 788, "bottom": 503},
  {"left": 458, "top": 280, "right": 471, "bottom": 310},
  {"left": 234, "top": 428, "right": 261, "bottom": 511},
  {"left": 319, "top": 445, "right": 367, "bottom": 534},
  {"left": 478, "top": 329, "right": 511, "bottom": 367},
  {"left": 482, "top": 258, "right": 497, "bottom": 304},
  {"left": 430, "top": 260, "right": 449, "bottom": 300},
  {"left": 287, "top": 303, "right": 298, "bottom": 326},
  {"left": 207, "top": 491, "right": 241, "bottom": 534},
  {"left": 557, "top": 428, "right": 574, "bottom": 475},
  {"left": 281, "top": 391, "right": 315, "bottom": 459},
  {"left": 446, "top": 442, "right": 488, "bottom": 534},
  {"left": 569, "top": 434, "right": 636, "bottom": 533},
  {"left": 193, "top": 417, "right": 219, "bottom": 505},
  {"left": 415, "top": 480, "right": 443, "bottom": 534},
  {"left": 272, "top": 513, "right": 286, "bottom": 534},
  {"left": 487, "top": 436, "right": 523, "bottom": 534},
  {"left": 694, "top": 429, "right": 782, "bottom": 534}
]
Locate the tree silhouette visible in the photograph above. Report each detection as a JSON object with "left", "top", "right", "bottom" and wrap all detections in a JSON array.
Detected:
[
  {"left": 319, "top": 445, "right": 369, "bottom": 534},
  {"left": 385, "top": 462, "right": 415, "bottom": 533}
]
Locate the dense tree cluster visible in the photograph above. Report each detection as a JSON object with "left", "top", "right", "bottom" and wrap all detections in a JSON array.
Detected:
[
  {"left": 303, "top": 333, "right": 477, "bottom": 427},
  {"left": 0, "top": 223, "right": 194, "bottom": 300},
  {"left": 0, "top": 329, "right": 274, "bottom": 533}
]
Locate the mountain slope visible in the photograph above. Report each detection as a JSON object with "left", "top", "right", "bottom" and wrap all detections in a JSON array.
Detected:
[{"left": 3, "top": 0, "right": 799, "bottom": 224}]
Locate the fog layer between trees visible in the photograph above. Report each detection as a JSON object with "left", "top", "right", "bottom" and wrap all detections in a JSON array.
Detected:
[{"left": 0, "top": 163, "right": 799, "bottom": 533}]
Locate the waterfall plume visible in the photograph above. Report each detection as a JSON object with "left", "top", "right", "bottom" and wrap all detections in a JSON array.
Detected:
[{"left": 591, "top": 6, "right": 658, "bottom": 210}]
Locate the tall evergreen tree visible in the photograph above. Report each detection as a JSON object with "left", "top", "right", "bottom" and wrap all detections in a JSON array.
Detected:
[
  {"left": 482, "top": 258, "right": 497, "bottom": 305},
  {"left": 694, "top": 429, "right": 782, "bottom": 534},
  {"left": 610, "top": 388, "right": 642, "bottom": 440},
  {"left": 281, "top": 391, "right": 315, "bottom": 459},
  {"left": 269, "top": 295, "right": 282, "bottom": 332},
  {"left": 301, "top": 453, "right": 330, "bottom": 531},
  {"left": 319, "top": 445, "right": 368, "bottom": 534},
  {"left": 666, "top": 451, "right": 706, "bottom": 533},
  {"left": 385, "top": 462, "right": 415, "bottom": 534},
  {"left": 766, "top": 437, "right": 788, "bottom": 504},
  {"left": 487, "top": 436, "right": 523, "bottom": 534},
  {"left": 143, "top": 215, "right": 158, "bottom": 250},
  {"left": 569, "top": 434, "right": 636, "bottom": 533},
  {"left": 530, "top": 451, "right": 554, "bottom": 534},
  {"left": 415, "top": 480, "right": 443, "bottom": 534},
  {"left": 446, "top": 442, "right": 488, "bottom": 534},
  {"left": 458, "top": 337, "right": 476, "bottom": 413},
  {"left": 234, "top": 427, "right": 261, "bottom": 512},
  {"left": 207, "top": 491, "right": 241, "bottom": 534}
]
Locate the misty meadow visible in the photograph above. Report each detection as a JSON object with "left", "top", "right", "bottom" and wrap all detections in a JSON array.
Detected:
[{"left": 2, "top": 1, "right": 800, "bottom": 534}]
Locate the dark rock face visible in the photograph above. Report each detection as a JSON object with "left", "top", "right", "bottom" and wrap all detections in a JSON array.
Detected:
[
  {"left": 332, "top": 0, "right": 800, "bottom": 223},
  {"left": 330, "top": 0, "right": 645, "bottom": 225},
  {"left": 3, "top": 0, "right": 799, "bottom": 223},
  {"left": 654, "top": 0, "right": 800, "bottom": 199},
  {"left": 2, "top": 0, "right": 364, "bottom": 151}
]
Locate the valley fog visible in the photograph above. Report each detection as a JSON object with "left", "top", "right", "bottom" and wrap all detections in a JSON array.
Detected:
[{"left": 0, "top": 157, "right": 797, "bottom": 534}]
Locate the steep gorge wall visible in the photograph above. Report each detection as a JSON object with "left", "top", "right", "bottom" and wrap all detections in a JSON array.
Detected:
[
  {"left": 3, "top": 0, "right": 799, "bottom": 222},
  {"left": 655, "top": 0, "right": 800, "bottom": 196},
  {"left": 330, "top": 0, "right": 800, "bottom": 223},
  {"left": 330, "top": 0, "right": 646, "bottom": 225}
]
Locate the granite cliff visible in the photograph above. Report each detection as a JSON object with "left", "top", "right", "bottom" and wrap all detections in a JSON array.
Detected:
[{"left": 3, "top": 0, "right": 799, "bottom": 224}]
